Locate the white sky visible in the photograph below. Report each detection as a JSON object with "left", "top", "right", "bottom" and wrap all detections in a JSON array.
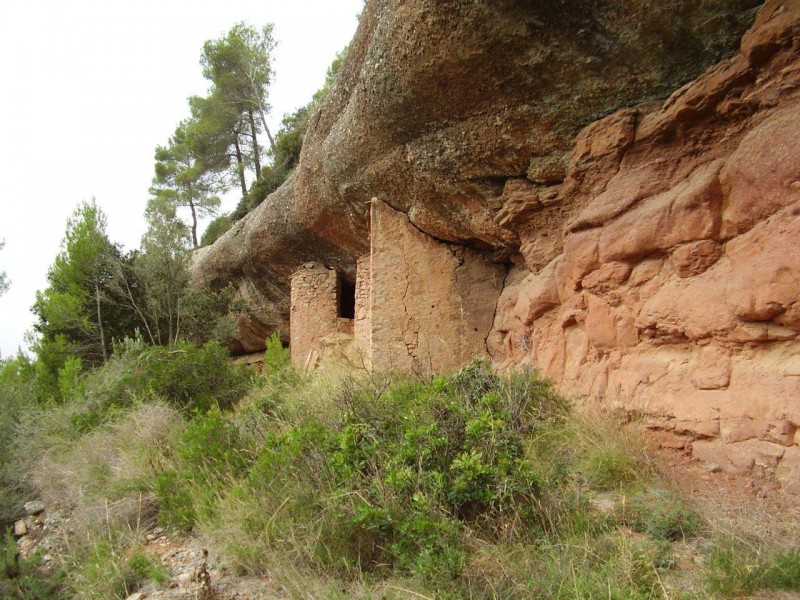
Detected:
[{"left": 0, "top": 0, "right": 363, "bottom": 357}]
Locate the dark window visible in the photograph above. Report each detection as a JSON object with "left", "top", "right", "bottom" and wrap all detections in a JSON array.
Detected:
[{"left": 337, "top": 273, "right": 356, "bottom": 319}]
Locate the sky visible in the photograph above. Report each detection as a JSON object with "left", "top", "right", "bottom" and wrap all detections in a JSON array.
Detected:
[{"left": 0, "top": 0, "right": 364, "bottom": 357}]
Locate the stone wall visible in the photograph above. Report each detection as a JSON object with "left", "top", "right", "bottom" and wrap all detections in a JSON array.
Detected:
[
  {"left": 367, "top": 200, "right": 505, "bottom": 373},
  {"left": 488, "top": 1, "right": 800, "bottom": 493},
  {"left": 354, "top": 254, "right": 371, "bottom": 362},
  {"left": 290, "top": 262, "right": 354, "bottom": 371},
  {"left": 291, "top": 201, "right": 506, "bottom": 374}
]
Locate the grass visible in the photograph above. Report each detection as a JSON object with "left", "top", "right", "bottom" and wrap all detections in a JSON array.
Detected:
[{"left": 2, "top": 347, "right": 798, "bottom": 599}]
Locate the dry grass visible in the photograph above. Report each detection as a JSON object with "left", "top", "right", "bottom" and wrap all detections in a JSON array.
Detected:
[{"left": 31, "top": 401, "right": 182, "bottom": 537}]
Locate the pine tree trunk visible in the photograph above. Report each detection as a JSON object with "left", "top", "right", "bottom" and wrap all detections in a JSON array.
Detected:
[
  {"left": 258, "top": 109, "right": 277, "bottom": 157},
  {"left": 189, "top": 198, "right": 198, "bottom": 248},
  {"left": 249, "top": 110, "right": 262, "bottom": 175},
  {"left": 233, "top": 136, "right": 248, "bottom": 197},
  {"left": 95, "top": 278, "right": 108, "bottom": 363}
]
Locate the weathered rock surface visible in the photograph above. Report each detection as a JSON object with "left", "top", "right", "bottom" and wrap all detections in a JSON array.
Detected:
[
  {"left": 488, "top": 0, "right": 800, "bottom": 491},
  {"left": 193, "top": 0, "right": 800, "bottom": 490},
  {"left": 192, "top": 0, "right": 757, "bottom": 352}
]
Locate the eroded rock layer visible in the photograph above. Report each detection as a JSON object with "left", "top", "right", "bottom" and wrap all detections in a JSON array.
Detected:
[{"left": 488, "top": 1, "right": 800, "bottom": 492}]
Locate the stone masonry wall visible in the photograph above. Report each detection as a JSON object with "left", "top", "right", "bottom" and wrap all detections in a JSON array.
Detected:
[
  {"left": 290, "top": 262, "right": 349, "bottom": 370},
  {"left": 354, "top": 254, "right": 371, "bottom": 362},
  {"left": 368, "top": 200, "right": 505, "bottom": 373}
]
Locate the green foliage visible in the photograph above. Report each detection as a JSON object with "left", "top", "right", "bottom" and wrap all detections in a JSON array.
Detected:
[
  {"left": 708, "top": 545, "right": 800, "bottom": 596},
  {"left": 57, "top": 356, "right": 83, "bottom": 402},
  {"left": 0, "top": 355, "right": 40, "bottom": 525},
  {"left": 151, "top": 121, "right": 222, "bottom": 248},
  {"left": 578, "top": 446, "right": 639, "bottom": 491},
  {"left": 65, "top": 539, "right": 165, "bottom": 600},
  {"left": 177, "top": 409, "right": 246, "bottom": 473},
  {"left": 125, "top": 550, "right": 167, "bottom": 586},
  {"left": 200, "top": 213, "right": 233, "bottom": 246},
  {"left": 154, "top": 470, "right": 196, "bottom": 532},
  {"left": 625, "top": 489, "right": 701, "bottom": 540},
  {"left": 154, "top": 409, "right": 247, "bottom": 532},
  {"left": 263, "top": 332, "right": 290, "bottom": 374},
  {"left": 233, "top": 105, "right": 311, "bottom": 219},
  {"left": 72, "top": 340, "right": 250, "bottom": 425},
  {"left": 178, "top": 283, "right": 240, "bottom": 346},
  {"left": 228, "top": 360, "right": 567, "bottom": 590},
  {"left": 6, "top": 343, "right": 772, "bottom": 600},
  {"left": 193, "top": 22, "right": 276, "bottom": 200},
  {"left": 0, "top": 530, "right": 64, "bottom": 599},
  {"left": 32, "top": 201, "right": 138, "bottom": 377}
]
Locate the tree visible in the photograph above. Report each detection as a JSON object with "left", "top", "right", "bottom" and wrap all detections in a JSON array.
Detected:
[
  {"left": 0, "top": 240, "right": 8, "bottom": 296},
  {"left": 231, "top": 46, "right": 348, "bottom": 220},
  {"left": 151, "top": 120, "right": 222, "bottom": 248},
  {"left": 201, "top": 23, "right": 277, "bottom": 183},
  {"left": 32, "top": 201, "right": 136, "bottom": 370},
  {"left": 112, "top": 198, "right": 238, "bottom": 346},
  {"left": 131, "top": 197, "right": 192, "bottom": 345},
  {"left": 188, "top": 92, "right": 252, "bottom": 198}
]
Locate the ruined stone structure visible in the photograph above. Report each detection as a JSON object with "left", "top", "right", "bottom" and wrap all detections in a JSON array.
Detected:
[
  {"left": 195, "top": 1, "right": 800, "bottom": 493},
  {"left": 290, "top": 263, "right": 355, "bottom": 371},
  {"left": 291, "top": 200, "right": 504, "bottom": 373}
]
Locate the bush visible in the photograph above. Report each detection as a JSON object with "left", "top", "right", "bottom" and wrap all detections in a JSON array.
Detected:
[
  {"left": 263, "top": 332, "right": 291, "bottom": 374},
  {"left": 625, "top": 489, "right": 701, "bottom": 540},
  {"left": 75, "top": 340, "right": 250, "bottom": 424},
  {"left": 200, "top": 214, "right": 233, "bottom": 247},
  {"left": 238, "top": 360, "right": 568, "bottom": 588},
  {"left": 154, "top": 409, "right": 247, "bottom": 532}
]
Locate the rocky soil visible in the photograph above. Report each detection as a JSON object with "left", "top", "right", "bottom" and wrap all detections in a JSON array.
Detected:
[
  {"left": 12, "top": 445, "right": 799, "bottom": 599},
  {"left": 12, "top": 502, "right": 285, "bottom": 600}
]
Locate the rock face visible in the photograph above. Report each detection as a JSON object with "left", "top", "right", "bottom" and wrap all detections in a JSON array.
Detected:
[
  {"left": 363, "top": 200, "right": 504, "bottom": 373},
  {"left": 193, "top": 0, "right": 800, "bottom": 489},
  {"left": 488, "top": 1, "right": 800, "bottom": 493},
  {"left": 192, "top": 0, "right": 758, "bottom": 352}
]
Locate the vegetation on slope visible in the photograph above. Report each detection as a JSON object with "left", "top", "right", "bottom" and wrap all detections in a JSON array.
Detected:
[{"left": 1, "top": 344, "right": 798, "bottom": 599}]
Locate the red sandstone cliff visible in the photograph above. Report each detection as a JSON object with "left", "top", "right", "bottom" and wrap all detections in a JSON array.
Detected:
[
  {"left": 488, "top": 1, "right": 800, "bottom": 493},
  {"left": 193, "top": 1, "right": 800, "bottom": 490}
]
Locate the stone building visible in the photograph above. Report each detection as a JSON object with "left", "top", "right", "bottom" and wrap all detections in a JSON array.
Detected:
[{"left": 290, "top": 199, "right": 504, "bottom": 373}]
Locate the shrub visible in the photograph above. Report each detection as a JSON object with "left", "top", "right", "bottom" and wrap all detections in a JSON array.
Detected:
[
  {"left": 200, "top": 213, "right": 233, "bottom": 247},
  {"left": 0, "top": 530, "right": 64, "bottom": 599},
  {"left": 75, "top": 340, "right": 250, "bottom": 425},
  {"left": 625, "top": 489, "right": 701, "bottom": 540},
  {"left": 154, "top": 409, "right": 247, "bottom": 532},
  {"left": 269, "top": 361, "right": 567, "bottom": 585},
  {"left": 263, "top": 332, "right": 291, "bottom": 374}
]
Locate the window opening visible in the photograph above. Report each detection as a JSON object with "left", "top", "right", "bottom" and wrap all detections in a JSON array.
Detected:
[{"left": 337, "top": 272, "right": 356, "bottom": 320}]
